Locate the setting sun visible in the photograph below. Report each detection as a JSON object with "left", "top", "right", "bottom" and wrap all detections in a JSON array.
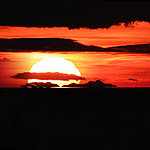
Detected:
[
  {"left": 29, "top": 57, "right": 81, "bottom": 76},
  {"left": 28, "top": 57, "right": 81, "bottom": 87}
]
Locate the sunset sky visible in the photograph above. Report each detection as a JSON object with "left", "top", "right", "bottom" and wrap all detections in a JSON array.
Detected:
[
  {"left": 1, "top": 2, "right": 150, "bottom": 150},
  {"left": 0, "top": 51, "right": 150, "bottom": 87},
  {"left": 0, "top": 21, "right": 150, "bottom": 47},
  {"left": 0, "top": 1, "right": 150, "bottom": 88}
]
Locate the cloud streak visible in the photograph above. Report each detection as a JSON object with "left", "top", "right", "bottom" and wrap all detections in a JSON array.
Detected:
[
  {"left": 111, "top": 44, "right": 150, "bottom": 53},
  {"left": 11, "top": 72, "right": 85, "bottom": 81},
  {"left": 0, "top": 58, "right": 10, "bottom": 62},
  {"left": 0, "top": 38, "right": 149, "bottom": 53},
  {"left": 128, "top": 78, "right": 137, "bottom": 81},
  {"left": 0, "top": 21, "right": 150, "bottom": 48}
]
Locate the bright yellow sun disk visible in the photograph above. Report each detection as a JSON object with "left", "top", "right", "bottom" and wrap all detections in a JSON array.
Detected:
[
  {"left": 29, "top": 57, "right": 81, "bottom": 76},
  {"left": 28, "top": 57, "right": 81, "bottom": 87}
]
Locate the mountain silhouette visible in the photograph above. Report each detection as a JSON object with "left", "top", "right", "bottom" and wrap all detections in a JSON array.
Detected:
[
  {"left": 21, "top": 82, "right": 59, "bottom": 88},
  {"left": 62, "top": 80, "right": 116, "bottom": 88}
]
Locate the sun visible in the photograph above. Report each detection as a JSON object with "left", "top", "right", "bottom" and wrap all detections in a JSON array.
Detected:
[
  {"left": 29, "top": 57, "right": 81, "bottom": 76},
  {"left": 28, "top": 57, "right": 81, "bottom": 87}
]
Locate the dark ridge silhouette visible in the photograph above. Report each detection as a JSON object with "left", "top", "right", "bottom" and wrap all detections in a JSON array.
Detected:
[
  {"left": 21, "top": 82, "right": 59, "bottom": 88},
  {"left": 20, "top": 80, "right": 116, "bottom": 89},
  {"left": 11, "top": 72, "right": 85, "bottom": 81},
  {"left": 0, "top": 38, "right": 149, "bottom": 53},
  {"left": 0, "top": 38, "right": 104, "bottom": 51},
  {"left": 62, "top": 80, "right": 116, "bottom": 88},
  {"left": 0, "top": 1, "right": 149, "bottom": 29}
]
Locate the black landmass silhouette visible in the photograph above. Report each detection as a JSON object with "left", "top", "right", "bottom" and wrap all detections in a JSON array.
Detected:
[
  {"left": 20, "top": 80, "right": 116, "bottom": 89},
  {"left": 21, "top": 82, "right": 59, "bottom": 88},
  {"left": 0, "top": 88, "right": 150, "bottom": 149},
  {"left": 0, "top": 38, "right": 149, "bottom": 53},
  {"left": 62, "top": 80, "right": 116, "bottom": 88}
]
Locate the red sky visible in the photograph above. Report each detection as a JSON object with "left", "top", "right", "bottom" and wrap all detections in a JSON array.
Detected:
[
  {"left": 0, "top": 21, "right": 150, "bottom": 47},
  {"left": 1, "top": 51, "right": 150, "bottom": 87}
]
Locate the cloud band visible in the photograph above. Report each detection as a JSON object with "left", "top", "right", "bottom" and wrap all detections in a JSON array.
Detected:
[{"left": 11, "top": 72, "right": 85, "bottom": 81}]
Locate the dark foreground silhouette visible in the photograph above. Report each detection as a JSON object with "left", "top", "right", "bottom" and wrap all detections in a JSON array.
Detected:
[
  {"left": 0, "top": 88, "right": 150, "bottom": 150},
  {"left": 62, "top": 80, "right": 116, "bottom": 88},
  {"left": 21, "top": 80, "right": 116, "bottom": 89}
]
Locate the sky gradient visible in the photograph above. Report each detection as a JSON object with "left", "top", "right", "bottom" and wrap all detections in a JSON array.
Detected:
[
  {"left": 0, "top": 1, "right": 150, "bottom": 88},
  {"left": 0, "top": 51, "right": 150, "bottom": 88},
  {"left": 0, "top": 21, "right": 149, "bottom": 47}
]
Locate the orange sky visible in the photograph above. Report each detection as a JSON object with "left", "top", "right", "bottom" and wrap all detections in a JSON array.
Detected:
[
  {"left": 1, "top": 51, "right": 150, "bottom": 87},
  {"left": 0, "top": 21, "right": 150, "bottom": 47}
]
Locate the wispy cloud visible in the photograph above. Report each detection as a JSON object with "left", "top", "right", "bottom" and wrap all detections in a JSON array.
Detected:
[
  {"left": 0, "top": 21, "right": 150, "bottom": 48},
  {"left": 128, "top": 78, "right": 137, "bottom": 81}
]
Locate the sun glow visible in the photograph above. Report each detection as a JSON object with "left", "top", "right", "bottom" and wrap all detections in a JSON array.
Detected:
[
  {"left": 29, "top": 57, "right": 81, "bottom": 76},
  {"left": 28, "top": 57, "right": 81, "bottom": 87}
]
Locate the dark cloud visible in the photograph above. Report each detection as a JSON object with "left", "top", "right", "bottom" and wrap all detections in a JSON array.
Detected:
[
  {"left": 63, "top": 80, "right": 116, "bottom": 88},
  {"left": 0, "top": 38, "right": 149, "bottom": 53},
  {"left": 0, "top": 58, "right": 10, "bottom": 62},
  {"left": 0, "top": 1, "right": 149, "bottom": 28},
  {"left": 11, "top": 72, "right": 85, "bottom": 81},
  {"left": 111, "top": 44, "right": 150, "bottom": 53},
  {"left": 129, "top": 78, "right": 137, "bottom": 81},
  {"left": 0, "top": 38, "right": 103, "bottom": 52}
]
